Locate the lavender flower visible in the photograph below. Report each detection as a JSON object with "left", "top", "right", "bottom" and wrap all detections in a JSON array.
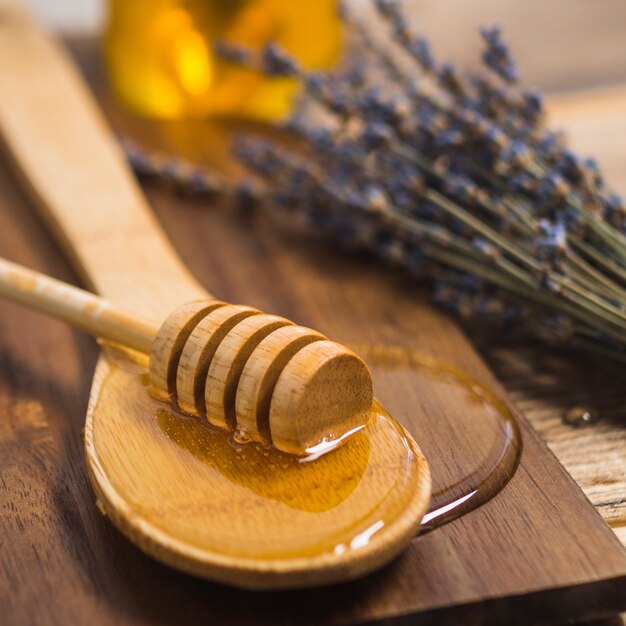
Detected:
[
  {"left": 480, "top": 26, "right": 519, "bottom": 83},
  {"left": 125, "top": 0, "right": 626, "bottom": 361}
]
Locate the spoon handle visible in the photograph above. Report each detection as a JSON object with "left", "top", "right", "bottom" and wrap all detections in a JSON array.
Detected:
[
  {"left": 0, "top": 256, "right": 159, "bottom": 353},
  {"left": 0, "top": 1, "right": 206, "bottom": 320}
]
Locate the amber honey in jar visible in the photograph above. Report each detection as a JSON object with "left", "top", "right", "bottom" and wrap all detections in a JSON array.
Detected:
[{"left": 105, "top": 0, "right": 341, "bottom": 121}]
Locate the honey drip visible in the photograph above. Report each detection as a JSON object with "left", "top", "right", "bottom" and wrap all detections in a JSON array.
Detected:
[
  {"left": 350, "top": 344, "right": 523, "bottom": 532},
  {"left": 91, "top": 342, "right": 520, "bottom": 565}
]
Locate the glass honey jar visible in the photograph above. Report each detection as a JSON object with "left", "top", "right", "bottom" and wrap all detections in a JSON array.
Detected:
[{"left": 105, "top": 0, "right": 341, "bottom": 121}]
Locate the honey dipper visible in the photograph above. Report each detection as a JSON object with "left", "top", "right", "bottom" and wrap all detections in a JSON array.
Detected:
[
  {"left": 0, "top": 1, "right": 430, "bottom": 589},
  {"left": 0, "top": 256, "right": 373, "bottom": 455}
]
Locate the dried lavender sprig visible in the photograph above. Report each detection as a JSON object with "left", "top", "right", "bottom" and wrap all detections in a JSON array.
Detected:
[
  {"left": 122, "top": 133, "right": 626, "bottom": 355},
  {"left": 125, "top": 0, "right": 626, "bottom": 359},
  {"left": 240, "top": 43, "right": 626, "bottom": 332},
  {"left": 277, "top": 96, "right": 626, "bottom": 327},
  {"left": 233, "top": 136, "right": 626, "bottom": 344},
  {"left": 226, "top": 5, "right": 626, "bottom": 343},
  {"left": 342, "top": 2, "right": 626, "bottom": 261},
  {"left": 433, "top": 280, "right": 626, "bottom": 364},
  {"left": 120, "top": 137, "right": 262, "bottom": 209},
  {"left": 266, "top": 135, "right": 626, "bottom": 340}
]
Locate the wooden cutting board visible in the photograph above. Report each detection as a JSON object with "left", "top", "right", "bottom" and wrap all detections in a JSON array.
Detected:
[{"left": 1, "top": 37, "right": 626, "bottom": 626}]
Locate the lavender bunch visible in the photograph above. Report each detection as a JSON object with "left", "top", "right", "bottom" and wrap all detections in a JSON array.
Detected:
[{"left": 128, "top": 0, "right": 626, "bottom": 360}]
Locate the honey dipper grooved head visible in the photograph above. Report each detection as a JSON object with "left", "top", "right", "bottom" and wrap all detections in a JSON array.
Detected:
[
  {"left": 176, "top": 304, "right": 260, "bottom": 415},
  {"left": 235, "top": 324, "right": 325, "bottom": 443},
  {"left": 205, "top": 314, "right": 293, "bottom": 430},
  {"left": 149, "top": 299, "right": 374, "bottom": 456}
]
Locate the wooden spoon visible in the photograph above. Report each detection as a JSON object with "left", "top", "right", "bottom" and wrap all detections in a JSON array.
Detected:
[
  {"left": 0, "top": 1, "right": 431, "bottom": 589},
  {"left": 0, "top": 256, "right": 375, "bottom": 456}
]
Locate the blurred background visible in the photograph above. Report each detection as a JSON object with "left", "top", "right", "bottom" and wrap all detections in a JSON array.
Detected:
[
  {"left": 25, "top": 0, "right": 102, "bottom": 32},
  {"left": 23, "top": 0, "right": 624, "bottom": 188},
  {"left": 23, "top": 0, "right": 626, "bottom": 92}
]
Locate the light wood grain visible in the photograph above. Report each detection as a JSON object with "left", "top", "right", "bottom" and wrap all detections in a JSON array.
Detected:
[
  {"left": 0, "top": 256, "right": 160, "bottom": 353},
  {"left": 204, "top": 313, "right": 292, "bottom": 428},
  {"left": 174, "top": 303, "right": 261, "bottom": 412},
  {"left": 478, "top": 338, "right": 626, "bottom": 544},
  {"left": 235, "top": 324, "right": 324, "bottom": 440},
  {"left": 149, "top": 299, "right": 226, "bottom": 394},
  {"left": 269, "top": 340, "right": 373, "bottom": 454}
]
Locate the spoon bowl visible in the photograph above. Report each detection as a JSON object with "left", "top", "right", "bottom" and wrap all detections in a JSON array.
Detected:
[{"left": 86, "top": 346, "right": 431, "bottom": 588}]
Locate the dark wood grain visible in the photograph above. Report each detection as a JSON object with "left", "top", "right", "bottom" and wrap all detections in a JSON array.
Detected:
[{"left": 1, "top": 39, "right": 626, "bottom": 626}]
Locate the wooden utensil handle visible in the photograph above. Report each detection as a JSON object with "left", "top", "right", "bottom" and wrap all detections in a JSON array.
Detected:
[
  {"left": 0, "top": 256, "right": 159, "bottom": 353},
  {"left": 0, "top": 1, "right": 207, "bottom": 320}
]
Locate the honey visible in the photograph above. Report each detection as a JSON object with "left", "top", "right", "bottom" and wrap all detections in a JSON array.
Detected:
[
  {"left": 105, "top": 0, "right": 341, "bottom": 120},
  {"left": 91, "top": 340, "right": 522, "bottom": 556},
  {"left": 351, "top": 344, "right": 523, "bottom": 530},
  {"left": 90, "top": 347, "right": 426, "bottom": 561}
]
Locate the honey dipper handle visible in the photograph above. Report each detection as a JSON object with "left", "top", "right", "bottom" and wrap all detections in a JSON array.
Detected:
[
  {"left": 0, "top": 2, "right": 207, "bottom": 320},
  {"left": 0, "top": 257, "right": 159, "bottom": 353}
]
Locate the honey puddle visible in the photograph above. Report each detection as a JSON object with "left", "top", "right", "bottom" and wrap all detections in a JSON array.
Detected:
[
  {"left": 350, "top": 344, "right": 523, "bottom": 532},
  {"left": 91, "top": 347, "right": 426, "bottom": 560},
  {"left": 91, "top": 343, "right": 520, "bottom": 563}
]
